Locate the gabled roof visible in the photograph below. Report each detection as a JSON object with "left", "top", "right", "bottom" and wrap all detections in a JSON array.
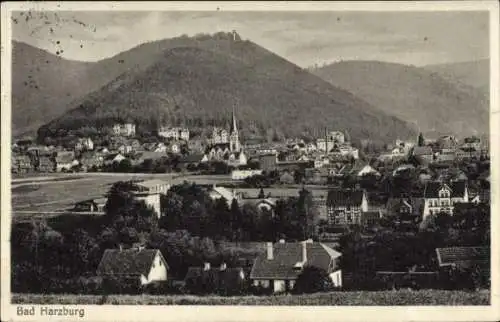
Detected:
[
  {"left": 97, "top": 248, "right": 167, "bottom": 277},
  {"left": 424, "top": 181, "right": 467, "bottom": 198},
  {"left": 327, "top": 189, "right": 365, "bottom": 207},
  {"left": 104, "top": 153, "right": 124, "bottom": 161},
  {"left": 210, "top": 186, "right": 235, "bottom": 201},
  {"left": 250, "top": 242, "right": 341, "bottom": 280},
  {"left": 436, "top": 247, "right": 489, "bottom": 268}
]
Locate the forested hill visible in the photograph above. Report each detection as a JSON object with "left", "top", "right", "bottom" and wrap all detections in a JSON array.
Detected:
[
  {"left": 37, "top": 32, "right": 416, "bottom": 143},
  {"left": 310, "top": 60, "right": 489, "bottom": 137}
]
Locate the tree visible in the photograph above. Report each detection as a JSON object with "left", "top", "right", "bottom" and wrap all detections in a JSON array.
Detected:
[
  {"left": 418, "top": 133, "right": 425, "bottom": 147},
  {"left": 230, "top": 198, "right": 242, "bottom": 240},
  {"left": 297, "top": 188, "right": 319, "bottom": 240},
  {"left": 292, "top": 266, "right": 335, "bottom": 294},
  {"left": 103, "top": 181, "right": 158, "bottom": 245}
]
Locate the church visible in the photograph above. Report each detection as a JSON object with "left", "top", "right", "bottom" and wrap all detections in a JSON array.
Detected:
[{"left": 205, "top": 107, "right": 247, "bottom": 167}]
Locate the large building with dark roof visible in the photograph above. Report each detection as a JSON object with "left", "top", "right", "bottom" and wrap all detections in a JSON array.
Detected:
[
  {"left": 326, "top": 189, "right": 368, "bottom": 226},
  {"left": 250, "top": 239, "right": 342, "bottom": 293},
  {"left": 422, "top": 181, "right": 469, "bottom": 218}
]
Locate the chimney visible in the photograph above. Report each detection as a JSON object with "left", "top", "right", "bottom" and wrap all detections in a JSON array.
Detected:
[
  {"left": 220, "top": 262, "right": 227, "bottom": 271},
  {"left": 266, "top": 242, "right": 274, "bottom": 260},
  {"left": 302, "top": 241, "right": 307, "bottom": 263},
  {"left": 118, "top": 244, "right": 123, "bottom": 251},
  {"left": 203, "top": 262, "right": 211, "bottom": 271}
]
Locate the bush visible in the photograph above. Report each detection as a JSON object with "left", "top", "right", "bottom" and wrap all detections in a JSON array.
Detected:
[{"left": 292, "top": 266, "right": 335, "bottom": 294}]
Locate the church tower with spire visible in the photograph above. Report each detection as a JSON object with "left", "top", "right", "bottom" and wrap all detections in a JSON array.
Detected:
[{"left": 229, "top": 105, "right": 241, "bottom": 152}]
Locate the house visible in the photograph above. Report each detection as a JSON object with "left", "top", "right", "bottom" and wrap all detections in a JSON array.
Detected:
[
  {"left": 314, "top": 156, "right": 330, "bottom": 169},
  {"left": 422, "top": 181, "right": 469, "bottom": 218},
  {"left": 153, "top": 142, "right": 168, "bottom": 153},
  {"left": 118, "top": 144, "right": 133, "bottom": 155},
  {"left": 73, "top": 197, "right": 107, "bottom": 213},
  {"left": 131, "top": 180, "right": 170, "bottom": 216},
  {"left": 211, "top": 127, "right": 229, "bottom": 144},
  {"left": 75, "top": 137, "right": 94, "bottom": 151},
  {"left": 96, "top": 147, "right": 110, "bottom": 154},
  {"left": 227, "top": 151, "right": 248, "bottom": 167},
  {"left": 207, "top": 185, "right": 240, "bottom": 206},
  {"left": 257, "top": 153, "right": 278, "bottom": 172},
  {"left": 36, "top": 156, "right": 55, "bottom": 172},
  {"left": 240, "top": 197, "right": 277, "bottom": 217},
  {"left": 412, "top": 146, "right": 434, "bottom": 163},
  {"left": 188, "top": 139, "right": 205, "bottom": 153},
  {"left": 250, "top": 240, "right": 342, "bottom": 293},
  {"left": 158, "top": 126, "right": 190, "bottom": 141},
  {"left": 231, "top": 169, "right": 263, "bottom": 180},
  {"left": 207, "top": 143, "right": 231, "bottom": 161},
  {"left": 11, "top": 154, "right": 33, "bottom": 173},
  {"left": 435, "top": 246, "right": 490, "bottom": 282},
  {"left": 361, "top": 210, "right": 382, "bottom": 227},
  {"left": 79, "top": 152, "right": 104, "bottom": 171},
  {"left": 357, "top": 164, "right": 381, "bottom": 177},
  {"left": 112, "top": 123, "right": 136, "bottom": 137},
  {"left": 326, "top": 189, "right": 369, "bottom": 226},
  {"left": 437, "top": 135, "right": 458, "bottom": 150},
  {"left": 104, "top": 153, "right": 126, "bottom": 166},
  {"left": 135, "top": 179, "right": 170, "bottom": 195},
  {"left": 184, "top": 262, "right": 246, "bottom": 294},
  {"left": 166, "top": 141, "right": 181, "bottom": 154},
  {"left": 385, "top": 197, "right": 425, "bottom": 222},
  {"left": 55, "top": 151, "right": 78, "bottom": 172},
  {"left": 435, "top": 150, "right": 456, "bottom": 163},
  {"left": 97, "top": 248, "right": 168, "bottom": 285}
]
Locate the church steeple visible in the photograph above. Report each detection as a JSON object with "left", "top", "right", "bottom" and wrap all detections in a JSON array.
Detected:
[
  {"left": 229, "top": 104, "right": 241, "bottom": 152},
  {"left": 230, "top": 105, "right": 238, "bottom": 135}
]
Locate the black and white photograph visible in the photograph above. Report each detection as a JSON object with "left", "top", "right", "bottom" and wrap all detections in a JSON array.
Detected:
[{"left": 1, "top": 1, "right": 499, "bottom": 321}]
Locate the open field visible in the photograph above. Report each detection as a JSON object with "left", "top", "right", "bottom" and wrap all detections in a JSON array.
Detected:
[
  {"left": 11, "top": 172, "right": 330, "bottom": 217},
  {"left": 10, "top": 173, "right": 234, "bottom": 217},
  {"left": 11, "top": 290, "right": 490, "bottom": 305}
]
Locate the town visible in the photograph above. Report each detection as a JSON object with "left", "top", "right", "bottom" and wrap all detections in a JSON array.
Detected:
[{"left": 11, "top": 107, "right": 490, "bottom": 297}]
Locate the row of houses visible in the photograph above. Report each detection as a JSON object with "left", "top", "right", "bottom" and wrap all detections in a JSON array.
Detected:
[
  {"left": 96, "top": 242, "right": 489, "bottom": 294},
  {"left": 206, "top": 177, "right": 488, "bottom": 227},
  {"left": 96, "top": 239, "right": 343, "bottom": 293}
]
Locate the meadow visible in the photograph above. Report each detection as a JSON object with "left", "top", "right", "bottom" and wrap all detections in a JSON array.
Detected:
[
  {"left": 11, "top": 173, "right": 232, "bottom": 214},
  {"left": 11, "top": 290, "right": 490, "bottom": 305}
]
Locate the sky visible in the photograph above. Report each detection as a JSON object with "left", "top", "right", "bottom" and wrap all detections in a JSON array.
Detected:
[{"left": 11, "top": 10, "right": 490, "bottom": 67}]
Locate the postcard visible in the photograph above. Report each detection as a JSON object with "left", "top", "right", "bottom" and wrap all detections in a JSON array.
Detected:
[{"left": 1, "top": 1, "right": 499, "bottom": 321}]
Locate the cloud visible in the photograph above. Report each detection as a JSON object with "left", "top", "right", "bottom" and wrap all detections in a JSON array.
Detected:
[{"left": 11, "top": 10, "right": 489, "bottom": 66}]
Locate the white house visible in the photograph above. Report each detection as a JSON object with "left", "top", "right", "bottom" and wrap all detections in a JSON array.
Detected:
[
  {"left": 132, "top": 180, "right": 171, "bottom": 217},
  {"left": 231, "top": 169, "right": 263, "bottom": 180},
  {"left": 113, "top": 123, "right": 136, "bottom": 137},
  {"left": 250, "top": 240, "right": 342, "bottom": 293},
  {"left": 75, "top": 137, "right": 94, "bottom": 151},
  {"left": 208, "top": 185, "right": 240, "bottom": 206},
  {"left": 422, "top": 181, "right": 469, "bottom": 219},
  {"left": 97, "top": 248, "right": 168, "bottom": 285},
  {"left": 357, "top": 165, "right": 380, "bottom": 177}
]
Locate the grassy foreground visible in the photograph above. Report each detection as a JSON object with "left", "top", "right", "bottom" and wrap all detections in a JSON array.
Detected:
[{"left": 12, "top": 290, "right": 490, "bottom": 306}]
